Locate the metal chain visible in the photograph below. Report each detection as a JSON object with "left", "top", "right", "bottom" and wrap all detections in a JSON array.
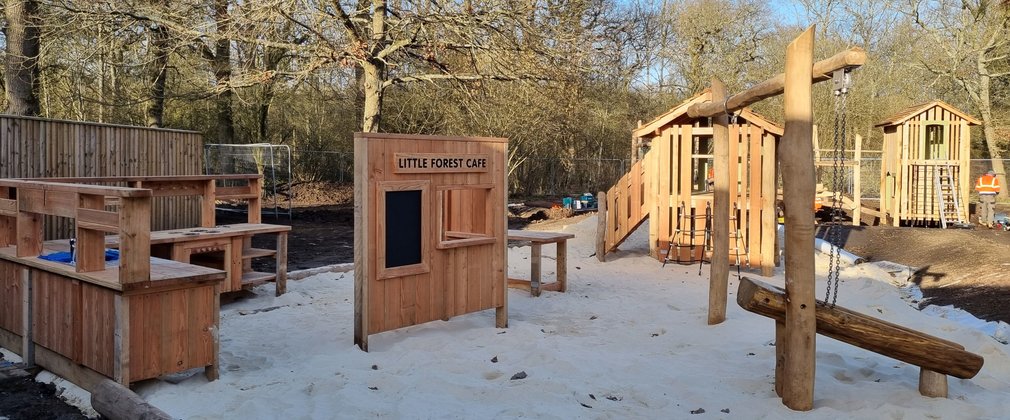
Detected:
[{"left": 825, "top": 69, "right": 850, "bottom": 307}]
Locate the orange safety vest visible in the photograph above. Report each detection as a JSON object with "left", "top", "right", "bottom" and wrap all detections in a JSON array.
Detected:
[{"left": 976, "top": 174, "right": 1000, "bottom": 194}]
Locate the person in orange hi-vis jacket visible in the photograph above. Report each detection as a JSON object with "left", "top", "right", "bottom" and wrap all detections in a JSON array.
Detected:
[
  {"left": 706, "top": 166, "right": 715, "bottom": 192},
  {"left": 975, "top": 169, "right": 1001, "bottom": 228}
]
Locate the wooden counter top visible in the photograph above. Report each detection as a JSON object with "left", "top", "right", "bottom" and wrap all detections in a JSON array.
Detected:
[
  {"left": 105, "top": 223, "right": 291, "bottom": 246},
  {"left": 0, "top": 242, "right": 225, "bottom": 293}
]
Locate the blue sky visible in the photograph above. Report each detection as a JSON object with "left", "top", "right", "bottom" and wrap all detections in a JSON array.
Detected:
[{"left": 767, "top": 0, "right": 807, "bottom": 26}]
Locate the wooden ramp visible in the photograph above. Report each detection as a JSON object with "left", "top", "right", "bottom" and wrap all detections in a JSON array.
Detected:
[
  {"left": 737, "top": 277, "right": 983, "bottom": 380},
  {"left": 602, "top": 157, "right": 649, "bottom": 253}
]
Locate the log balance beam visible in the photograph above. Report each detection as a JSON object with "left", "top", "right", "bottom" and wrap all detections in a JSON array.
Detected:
[{"left": 737, "top": 277, "right": 984, "bottom": 398}]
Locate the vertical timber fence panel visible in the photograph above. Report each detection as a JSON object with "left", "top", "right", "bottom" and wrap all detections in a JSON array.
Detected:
[{"left": 0, "top": 115, "right": 203, "bottom": 237}]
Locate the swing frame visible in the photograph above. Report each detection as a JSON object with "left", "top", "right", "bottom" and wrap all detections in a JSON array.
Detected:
[{"left": 692, "top": 26, "right": 984, "bottom": 410}]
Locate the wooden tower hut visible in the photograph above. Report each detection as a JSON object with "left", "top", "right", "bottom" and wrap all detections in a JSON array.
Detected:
[
  {"left": 876, "top": 101, "right": 981, "bottom": 226},
  {"left": 600, "top": 91, "right": 781, "bottom": 275}
]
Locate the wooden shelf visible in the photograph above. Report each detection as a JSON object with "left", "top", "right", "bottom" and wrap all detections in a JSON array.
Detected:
[
  {"left": 242, "top": 248, "right": 277, "bottom": 259},
  {"left": 241, "top": 271, "right": 276, "bottom": 288}
]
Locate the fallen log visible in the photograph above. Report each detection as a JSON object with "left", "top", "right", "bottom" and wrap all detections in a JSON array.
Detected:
[
  {"left": 91, "top": 379, "right": 172, "bottom": 420},
  {"left": 737, "top": 277, "right": 983, "bottom": 379}
]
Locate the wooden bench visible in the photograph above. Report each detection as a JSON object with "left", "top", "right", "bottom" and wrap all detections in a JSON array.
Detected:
[
  {"left": 106, "top": 223, "right": 290, "bottom": 296},
  {"left": 737, "top": 277, "right": 984, "bottom": 398},
  {"left": 507, "top": 230, "right": 575, "bottom": 296}
]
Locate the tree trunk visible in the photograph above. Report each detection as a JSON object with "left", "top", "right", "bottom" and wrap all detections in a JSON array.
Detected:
[
  {"left": 145, "top": 23, "right": 170, "bottom": 127},
  {"left": 257, "top": 46, "right": 285, "bottom": 143},
  {"left": 361, "top": 61, "right": 385, "bottom": 133},
  {"left": 4, "top": 0, "right": 41, "bottom": 116},
  {"left": 975, "top": 62, "right": 1007, "bottom": 199},
  {"left": 213, "top": 0, "right": 235, "bottom": 143}
]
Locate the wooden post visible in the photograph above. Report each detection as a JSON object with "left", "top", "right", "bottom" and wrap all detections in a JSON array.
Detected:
[
  {"left": 774, "top": 320, "right": 785, "bottom": 397},
  {"left": 113, "top": 295, "right": 129, "bottom": 385},
  {"left": 0, "top": 187, "right": 14, "bottom": 247},
  {"left": 76, "top": 194, "right": 106, "bottom": 273},
  {"left": 853, "top": 134, "right": 862, "bottom": 225},
  {"left": 779, "top": 26, "right": 816, "bottom": 411},
  {"left": 117, "top": 197, "right": 151, "bottom": 284},
  {"left": 918, "top": 368, "right": 948, "bottom": 398},
  {"left": 20, "top": 268, "right": 33, "bottom": 367},
  {"left": 761, "top": 134, "right": 777, "bottom": 276},
  {"left": 206, "top": 283, "right": 221, "bottom": 381},
  {"left": 247, "top": 177, "right": 262, "bottom": 224},
  {"left": 16, "top": 190, "right": 43, "bottom": 258},
  {"left": 353, "top": 135, "right": 369, "bottom": 351},
  {"left": 275, "top": 232, "right": 288, "bottom": 296},
  {"left": 709, "top": 78, "right": 730, "bottom": 326},
  {"left": 959, "top": 121, "right": 971, "bottom": 221},
  {"left": 531, "top": 243, "right": 542, "bottom": 297},
  {"left": 596, "top": 191, "right": 606, "bottom": 262},
  {"left": 557, "top": 241, "right": 567, "bottom": 293},
  {"left": 201, "top": 179, "right": 216, "bottom": 228},
  {"left": 812, "top": 125, "right": 821, "bottom": 163}
]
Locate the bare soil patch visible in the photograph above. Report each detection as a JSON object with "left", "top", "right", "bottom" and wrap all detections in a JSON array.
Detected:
[{"left": 833, "top": 223, "right": 1010, "bottom": 324}]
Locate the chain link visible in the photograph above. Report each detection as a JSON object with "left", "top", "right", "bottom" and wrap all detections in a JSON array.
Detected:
[{"left": 825, "top": 70, "right": 850, "bottom": 307}]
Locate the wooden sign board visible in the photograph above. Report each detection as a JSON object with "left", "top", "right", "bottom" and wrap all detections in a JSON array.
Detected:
[
  {"left": 393, "top": 153, "right": 490, "bottom": 174},
  {"left": 355, "top": 133, "right": 508, "bottom": 352}
]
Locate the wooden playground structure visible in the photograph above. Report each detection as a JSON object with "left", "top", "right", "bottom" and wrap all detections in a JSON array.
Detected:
[
  {"left": 0, "top": 173, "right": 289, "bottom": 392},
  {"left": 353, "top": 133, "right": 508, "bottom": 351},
  {"left": 679, "top": 27, "right": 982, "bottom": 410},
  {"left": 598, "top": 92, "right": 780, "bottom": 276},
  {"left": 877, "top": 101, "right": 981, "bottom": 227}
]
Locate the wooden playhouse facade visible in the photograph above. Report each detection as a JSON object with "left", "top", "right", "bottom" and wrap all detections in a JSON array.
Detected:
[
  {"left": 602, "top": 91, "right": 779, "bottom": 274},
  {"left": 877, "top": 101, "right": 981, "bottom": 226}
]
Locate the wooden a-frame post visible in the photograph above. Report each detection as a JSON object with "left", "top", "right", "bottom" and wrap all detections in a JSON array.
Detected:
[
  {"left": 687, "top": 26, "right": 864, "bottom": 411},
  {"left": 779, "top": 27, "right": 816, "bottom": 411}
]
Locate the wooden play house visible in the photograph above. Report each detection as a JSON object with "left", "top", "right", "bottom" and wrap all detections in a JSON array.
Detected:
[
  {"left": 600, "top": 91, "right": 779, "bottom": 275},
  {"left": 877, "top": 101, "right": 981, "bottom": 226},
  {"left": 354, "top": 133, "right": 508, "bottom": 351}
]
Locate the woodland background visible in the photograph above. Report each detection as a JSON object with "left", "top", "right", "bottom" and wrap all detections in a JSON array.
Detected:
[{"left": 1, "top": 0, "right": 1007, "bottom": 195}]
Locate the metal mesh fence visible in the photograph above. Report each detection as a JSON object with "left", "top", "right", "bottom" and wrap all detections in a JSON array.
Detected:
[
  {"left": 204, "top": 143, "right": 293, "bottom": 218},
  {"left": 508, "top": 158, "right": 629, "bottom": 197},
  {"left": 266, "top": 150, "right": 1010, "bottom": 203},
  {"left": 813, "top": 157, "right": 882, "bottom": 200}
]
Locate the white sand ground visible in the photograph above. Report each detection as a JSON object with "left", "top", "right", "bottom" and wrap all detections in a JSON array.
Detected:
[{"left": 11, "top": 215, "right": 1010, "bottom": 419}]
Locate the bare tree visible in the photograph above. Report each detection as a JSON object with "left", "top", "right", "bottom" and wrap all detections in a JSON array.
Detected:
[
  {"left": 655, "top": 0, "right": 769, "bottom": 96},
  {"left": 4, "top": 0, "right": 42, "bottom": 115},
  {"left": 145, "top": 0, "right": 171, "bottom": 126},
  {"left": 908, "top": 0, "right": 1010, "bottom": 186}
]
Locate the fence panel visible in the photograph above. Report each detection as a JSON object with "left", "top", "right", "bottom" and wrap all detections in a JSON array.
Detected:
[{"left": 0, "top": 116, "right": 202, "bottom": 237}]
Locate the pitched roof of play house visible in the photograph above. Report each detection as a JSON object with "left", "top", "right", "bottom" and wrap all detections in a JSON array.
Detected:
[
  {"left": 875, "top": 100, "right": 982, "bottom": 127},
  {"left": 633, "top": 90, "right": 784, "bottom": 138}
]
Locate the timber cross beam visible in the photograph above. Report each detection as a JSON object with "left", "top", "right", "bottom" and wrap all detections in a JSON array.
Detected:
[{"left": 686, "top": 47, "right": 866, "bottom": 120}]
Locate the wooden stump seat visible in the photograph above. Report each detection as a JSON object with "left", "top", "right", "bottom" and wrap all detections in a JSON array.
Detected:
[{"left": 737, "top": 277, "right": 983, "bottom": 398}]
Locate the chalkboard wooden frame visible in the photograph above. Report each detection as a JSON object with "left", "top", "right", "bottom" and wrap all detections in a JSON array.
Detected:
[{"left": 376, "top": 180, "right": 430, "bottom": 279}]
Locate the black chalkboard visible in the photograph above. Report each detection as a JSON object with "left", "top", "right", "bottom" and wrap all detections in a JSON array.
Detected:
[{"left": 385, "top": 190, "right": 423, "bottom": 268}]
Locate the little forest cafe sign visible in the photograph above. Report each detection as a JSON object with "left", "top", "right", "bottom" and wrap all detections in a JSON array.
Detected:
[{"left": 393, "top": 153, "right": 490, "bottom": 173}]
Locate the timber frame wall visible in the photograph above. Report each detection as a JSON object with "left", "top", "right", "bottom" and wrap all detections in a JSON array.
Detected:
[
  {"left": 354, "top": 133, "right": 508, "bottom": 351},
  {"left": 603, "top": 91, "right": 780, "bottom": 275},
  {"left": 0, "top": 179, "right": 224, "bottom": 392},
  {"left": 877, "top": 101, "right": 981, "bottom": 226},
  {"left": 0, "top": 115, "right": 204, "bottom": 237}
]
